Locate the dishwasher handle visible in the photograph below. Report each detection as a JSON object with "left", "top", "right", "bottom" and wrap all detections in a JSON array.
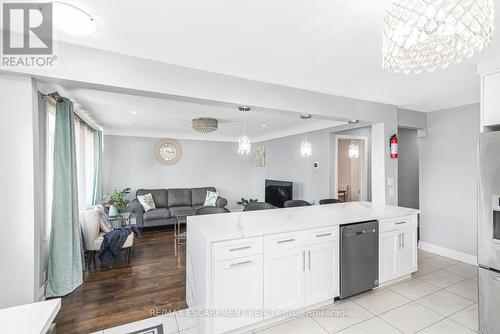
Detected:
[{"left": 344, "top": 229, "right": 377, "bottom": 237}]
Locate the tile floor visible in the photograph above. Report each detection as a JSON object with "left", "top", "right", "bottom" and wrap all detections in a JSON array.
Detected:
[{"left": 97, "top": 249, "right": 479, "bottom": 334}]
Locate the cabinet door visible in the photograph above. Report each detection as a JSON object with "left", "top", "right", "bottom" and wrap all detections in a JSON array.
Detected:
[
  {"left": 400, "top": 227, "right": 417, "bottom": 275},
  {"left": 379, "top": 230, "right": 401, "bottom": 284},
  {"left": 305, "top": 242, "right": 338, "bottom": 306},
  {"left": 213, "top": 255, "right": 263, "bottom": 333},
  {"left": 264, "top": 247, "right": 305, "bottom": 316}
]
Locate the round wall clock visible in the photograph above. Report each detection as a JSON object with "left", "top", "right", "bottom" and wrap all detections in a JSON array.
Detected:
[{"left": 154, "top": 138, "right": 183, "bottom": 165}]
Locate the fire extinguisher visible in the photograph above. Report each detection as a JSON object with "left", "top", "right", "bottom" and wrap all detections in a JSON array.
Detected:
[{"left": 390, "top": 134, "right": 398, "bottom": 159}]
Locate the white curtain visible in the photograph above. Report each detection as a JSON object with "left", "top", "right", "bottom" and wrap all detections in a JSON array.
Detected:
[{"left": 75, "top": 119, "right": 96, "bottom": 211}]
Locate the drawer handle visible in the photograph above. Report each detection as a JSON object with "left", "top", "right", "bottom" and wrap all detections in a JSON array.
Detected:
[
  {"left": 277, "top": 238, "right": 296, "bottom": 244},
  {"left": 316, "top": 233, "right": 332, "bottom": 238},
  {"left": 230, "top": 260, "right": 252, "bottom": 267},
  {"left": 395, "top": 222, "right": 407, "bottom": 225},
  {"left": 229, "top": 246, "right": 251, "bottom": 252}
]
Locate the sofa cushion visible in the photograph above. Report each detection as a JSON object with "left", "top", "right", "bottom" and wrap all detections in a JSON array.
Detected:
[
  {"left": 191, "top": 187, "right": 216, "bottom": 206},
  {"left": 193, "top": 204, "right": 205, "bottom": 211},
  {"left": 168, "top": 189, "right": 192, "bottom": 207},
  {"left": 137, "top": 189, "right": 168, "bottom": 208},
  {"left": 169, "top": 206, "right": 195, "bottom": 217},
  {"left": 143, "top": 208, "right": 171, "bottom": 221}
]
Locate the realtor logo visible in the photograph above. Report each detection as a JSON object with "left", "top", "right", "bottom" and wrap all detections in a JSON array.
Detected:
[{"left": 1, "top": 2, "right": 56, "bottom": 67}]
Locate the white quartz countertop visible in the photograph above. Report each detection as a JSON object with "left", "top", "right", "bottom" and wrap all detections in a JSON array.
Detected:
[
  {"left": 0, "top": 298, "right": 61, "bottom": 334},
  {"left": 187, "top": 201, "right": 419, "bottom": 242}
]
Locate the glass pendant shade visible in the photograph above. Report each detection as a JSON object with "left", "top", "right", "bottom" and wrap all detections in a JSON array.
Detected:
[
  {"left": 382, "top": 0, "right": 494, "bottom": 74},
  {"left": 238, "top": 135, "right": 251, "bottom": 154},
  {"left": 301, "top": 139, "right": 312, "bottom": 157},
  {"left": 349, "top": 142, "right": 360, "bottom": 159}
]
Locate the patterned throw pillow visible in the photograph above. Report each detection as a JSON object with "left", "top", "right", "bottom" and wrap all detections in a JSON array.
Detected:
[
  {"left": 204, "top": 191, "right": 219, "bottom": 207},
  {"left": 138, "top": 193, "right": 156, "bottom": 212}
]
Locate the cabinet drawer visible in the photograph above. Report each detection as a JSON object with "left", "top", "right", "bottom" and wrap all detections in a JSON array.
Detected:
[
  {"left": 212, "top": 236, "right": 263, "bottom": 262},
  {"left": 306, "top": 227, "right": 338, "bottom": 244},
  {"left": 379, "top": 215, "right": 417, "bottom": 233},
  {"left": 264, "top": 230, "right": 306, "bottom": 252}
]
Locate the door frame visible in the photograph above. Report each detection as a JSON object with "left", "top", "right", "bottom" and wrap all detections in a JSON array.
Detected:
[{"left": 334, "top": 135, "right": 369, "bottom": 201}]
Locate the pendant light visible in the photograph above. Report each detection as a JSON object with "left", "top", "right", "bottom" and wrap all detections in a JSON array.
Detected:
[
  {"left": 300, "top": 114, "right": 312, "bottom": 157},
  {"left": 237, "top": 106, "right": 251, "bottom": 155},
  {"left": 349, "top": 140, "right": 360, "bottom": 159}
]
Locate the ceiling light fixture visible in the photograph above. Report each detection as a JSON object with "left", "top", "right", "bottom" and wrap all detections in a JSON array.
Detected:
[
  {"left": 52, "top": 1, "right": 97, "bottom": 36},
  {"left": 237, "top": 106, "right": 251, "bottom": 154},
  {"left": 192, "top": 118, "right": 218, "bottom": 133},
  {"left": 300, "top": 114, "right": 312, "bottom": 157},
  {"left": 131, "top": 110, "right": 137, "bottom": 115},
  {"left": 382, "top": 0, "right": 494, "bottom": 74},
  {"left": 348, "top": 119, "right": 359, "bottom": 124}
]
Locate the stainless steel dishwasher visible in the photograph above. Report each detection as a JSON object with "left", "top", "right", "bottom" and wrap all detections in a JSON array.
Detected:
[{"left": 340, "top": 220, "right": 379, "bottom": 298}]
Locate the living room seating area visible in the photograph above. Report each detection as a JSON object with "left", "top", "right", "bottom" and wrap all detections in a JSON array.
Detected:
[{"left": 130, "top": 187, "right": 228, "bottom": 228}]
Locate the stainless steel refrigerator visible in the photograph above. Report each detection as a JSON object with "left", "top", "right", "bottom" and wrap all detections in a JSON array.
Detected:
[{"left": 478, "top": 131, "right": 500, "bottom": 334}]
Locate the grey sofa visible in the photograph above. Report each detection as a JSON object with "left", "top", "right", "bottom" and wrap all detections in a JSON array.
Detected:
[{"left": 130, "top": 187, "right": 228, "bottom": 228}]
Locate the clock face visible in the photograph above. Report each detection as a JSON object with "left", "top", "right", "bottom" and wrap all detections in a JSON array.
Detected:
[
  {"left": 154, "top": 139, "right": 182, "bottom": 165},
  {"left": 160, "top": 143, "right": 177, "bottom": 161}
]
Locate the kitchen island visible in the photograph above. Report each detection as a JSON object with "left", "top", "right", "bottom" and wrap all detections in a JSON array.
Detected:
[{"left": 186, "top": 201, "right": 419, "bottom": 334}]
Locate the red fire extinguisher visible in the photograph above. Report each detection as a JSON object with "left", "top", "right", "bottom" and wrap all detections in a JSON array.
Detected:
[{"left": 390, "top": 134, "right": 398, "bottom": 159}]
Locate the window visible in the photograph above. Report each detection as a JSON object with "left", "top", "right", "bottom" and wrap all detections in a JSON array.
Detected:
[
  {"left": 75, "top": 119, "right": 96, "bottom": 211},
  {"left": 46, "top": 102, "right": 56, "bottom": 239}
]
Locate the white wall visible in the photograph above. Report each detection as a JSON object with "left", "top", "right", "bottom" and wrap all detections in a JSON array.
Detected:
[
  {"left": 419, "top": 104, "right": 479, "bottom": 258},
  {"left": 251, "top": 125, "right": 371, "bottom": 204},
  {"left": 102, "top": 135, "right": 252, "bottom": 210},
  {"left": 251, "top": 129, "right": 331, "bottom": 204},
  {"left": 0, "top": 73, "right": 38, "bottom": 307},
  {"left": 398, "top": 128, "right": 419, "bottom": 209}
]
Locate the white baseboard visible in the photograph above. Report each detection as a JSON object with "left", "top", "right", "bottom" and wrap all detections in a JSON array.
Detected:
[{"left": 418, "top": 241, "right": 477, "bottom": 265}]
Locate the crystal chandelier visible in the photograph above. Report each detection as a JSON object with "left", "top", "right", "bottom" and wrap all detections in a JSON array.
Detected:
[
  {"left": 382, "top": 0, "right": 495, "bottom": 74},
  {"left": 300, "top": 114, "right": 312, "bottom": 157},
  {"left": 237, "top": 106, "right": 251, "bottom": 154},
  {"left": 349, "top": 141, "right": 360, "bottom": 159},
  {"left": 301, "top": 136, "right": 312, "bottom": 157}
]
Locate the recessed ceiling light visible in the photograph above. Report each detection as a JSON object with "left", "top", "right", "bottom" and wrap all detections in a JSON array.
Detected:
[
  {"left": 52, "top": 1, "right": 97, "bottom": 36},
  {"left": 262, "top": 123, "right": 267, "bottom": 128},
  {"left": 131, "top": 110, "right": 137, "bottom": 115},
  {"left": 348, "top": 119, "right": 359, "bottom": 124}
]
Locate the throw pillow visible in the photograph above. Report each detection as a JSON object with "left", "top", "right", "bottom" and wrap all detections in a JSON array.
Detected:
[
  {"left": 204, "top": 191, "right": 219, "bottom": 207},
  {"left": 138, "top": 193, "right": 156, "bottom": 212}
]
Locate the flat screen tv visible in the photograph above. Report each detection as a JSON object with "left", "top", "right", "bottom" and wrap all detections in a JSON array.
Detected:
[{"left": 265, "top": 179, "right": 293, "bottom": 208}]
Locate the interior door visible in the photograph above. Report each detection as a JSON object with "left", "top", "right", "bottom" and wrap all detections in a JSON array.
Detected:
[
  {"left": 305, "top": 242, "right": 338, "bottom": 306},
  {"left": 213, "top": 255, "right": 264, "bottom": 333},
  {"left": 379, "top": 230, "right": 400, "bottom": 283},
  {"left": 264, "top": 248, "right": 305, "bottom": 316},
  {"left": 400, "top": 227, "right": 417, "bottom": 275}
]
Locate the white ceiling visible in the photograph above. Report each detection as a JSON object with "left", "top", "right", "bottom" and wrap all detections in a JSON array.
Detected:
[
  {"left": 47, "top": 0, "right": 500, "bottom": 112},
  {"left": 38, "top": 84, "right": 346, "bottom": 142}
]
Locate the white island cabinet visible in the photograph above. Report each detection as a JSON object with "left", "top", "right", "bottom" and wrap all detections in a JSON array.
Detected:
[{"left": 187, "top": 202, "right": 419, "bottom": 334}]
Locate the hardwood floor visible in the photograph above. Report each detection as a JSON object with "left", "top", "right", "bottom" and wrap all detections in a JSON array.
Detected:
[{"left": 54, "top": 227, "right": 187, "bottom": 334}]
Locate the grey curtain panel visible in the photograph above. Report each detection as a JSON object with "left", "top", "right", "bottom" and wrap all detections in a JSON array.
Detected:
[
  {"left": 46, "top": 98, "right": 83, "bottom": 297},
  {"left": 91, "top": 130, "right": 103, "bottom": 205}
]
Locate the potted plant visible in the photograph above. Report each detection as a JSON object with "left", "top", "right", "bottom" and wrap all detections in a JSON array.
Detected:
[
  {"left": 102, "top": 187, "right": 131, "bottom": 216},
  {"left": 237, "top": 197, "right": 258, "bottom": 208}
]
